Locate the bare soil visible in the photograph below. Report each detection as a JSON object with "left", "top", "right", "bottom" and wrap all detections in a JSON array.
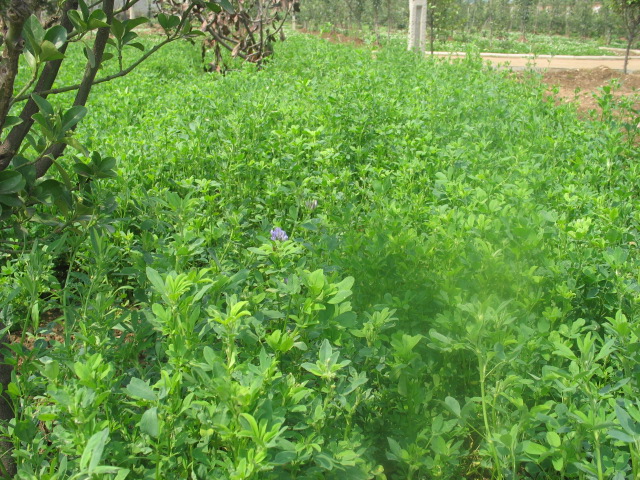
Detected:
[
  {"left": 537, "top": 67, "right": 640, "bottom": 113},
  {"left": 299, "top": 29, "right": 368, "bottom": 47}
]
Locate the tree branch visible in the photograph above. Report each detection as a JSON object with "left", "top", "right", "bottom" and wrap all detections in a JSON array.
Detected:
[
  {"left": 14, "top": 36, "right": 174, "bottom": 103},
  {"left": 0, "top": 0, "right": 78, "bottom": 172},
  {"left": 35, "top": 0, "right": 115, "bottom": 178}
]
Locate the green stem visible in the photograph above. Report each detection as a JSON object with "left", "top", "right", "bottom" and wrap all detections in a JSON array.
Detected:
[
  {"left": 479, "top": 354, "right": 501, "bottom": 477},
  {"left": 633, "top": 440, "right": 640, "bottom": 480},
  {"left": 63, "top": 246, "right": 80, "bottom": 347},
  {"left": 594, "top": 430, "right": 603, "bottom": 480},
  {"left": 10, "top": 69, "right": 40, "bottom": 108}
]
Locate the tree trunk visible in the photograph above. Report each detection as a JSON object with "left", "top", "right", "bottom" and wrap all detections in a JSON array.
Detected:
[
  {"left": 0, "top": 2, "right": 33, "bottom": 474},
  {"left": 624, "top": 34, "right": 634, "bottom": 74},
  {"left": 386, "top": 0, "right": 392, "bottom": 41},
  {"left": 428, "top": 3, "right": 435, "bottom": 54},
  {"left": 0, "top": 0, "right": 32, "bottom": 139}
]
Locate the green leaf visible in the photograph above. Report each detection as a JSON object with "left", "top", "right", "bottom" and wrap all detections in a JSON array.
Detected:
[
  {"left": 32, "top": 112, "right": 54, "bottom": 139},
  {"left": 334, "top": 276, "right": 355, "bottom": 292},
  {"left": 615, "top": 403, "right": 640, "bottom": 437},
  {"left": 205, "top": 2, "right": 222, "bottom": 13},
  {"left": 216, "top": 0, "right": 235, "bottom": 13},
  {"left": 3, "top": 115, "right": 22, "bottom": 129},
  {"left": 124, "top": 17, "right": 149, "bottom": 30},
  {"left": 429, "top": 329, "right": 453, "bottom": 345},
  {"left": 146, "top": 267, "right": 166, "bottom": 296},
  {"left": 307, "top": 269, "right": 325, "bottom": 292},
  {"left": 127, "top": 42, "right": 145, "bottom": 52},
  {"left": 273, "top": 450, "right": 296, "bottom": 465},
  {"left": 239, "top": 413, "right": 260, "bottom": 438},
  {"left": 88, "top": 10, "right": 109, "bottom": 29},
  {"left": 546, "top": 431, "right": 561, "bottom": 448},
  {"left": 79, "top": 0, "right": 90, "bottom": 21},
  {"left": 314, "top": 452, "right": 334, "bottom": 470},
  {"left": 110, "top": 18, "right": 124, "bottom": 40},
  {"left": 43, "top": 25, "right": 67, "bottom": 48},
  {"left": 387, "top": 437, "right": 405, "bottom": 461},
  {"left": 0, "top": 193, "right": 23, "bottom": 207},
  {"left": 14, "top": 420, "right": 37, "bottom": 443},
  {"left": 328, "top": 289, "right": 352, "bottom": 304},
  {"left": 608, "top": 428, "right": 634, "bottom": 443},
  {"left": 431, "top": 435, "right": 448, "bottom": 455},
  {"left": 64, "top": 136, "right": 89, "bottom": 156},
  {"left": 158, "top": 13, "right": 180, "bottom": 31},
  {"left": 122, "top": 31, "right": 138, "bottom": 45},
  {"left": 97, "top": 154, "right": 116, "bottom": 172},
  {"left": 42, "top": 359, "right": 59, "bottom": 381},
  {"left": 38, "top": 413, "right": 57, "bottom": 422},
  {"left": 140, "top": 407, "right": 159, "bottom": 438},
  {"left": 61, "top": 105, "right": 87, "bottom": 132},
  {"left": 0, "top": 171, "right": 25, "bottom": 194},
  {"left": 31, "top": 94, "right": 54, "bottom": 116},
  {"left": 342, "top": 372, "right": 368, "bottom": 395},
  {"left": 125, "top": 377, "right": 156, "bottom": 401},
  {"left": 39, "top": 40, "right": 65, "bottom": 61},
  {"left": 67, "top": 11, "right": 86, "bottom": 32},
  {"left": 114, "top": 469, "right": 130, "bottom": 480},
  {"left": 203, "top": 346, "right": 218, "bottom": 366},
  {"left": 23, "top": 15, "right": 45, "bottom": 54},
  {"left": 301, "top": 362, "right": 323, "bottom": 377},
  {"left": 49, "top": 158, "right": 74, "bottom": 192},
  {"left": 524, "top": 441, "right": 549, "bottom": 456},
  {"left": 80, "top": 428, "right": 109, "bottom": 473},
  {"left": 23, "top": 49, "right": 37, "bottom": 71},
  {"left": 83, "top": 44, "right": 95, "bottom": 68},
  {"left": 319, "top": 339, "right": 332, "bottom": 364},
  {"left": 552, "top": 455, "right": 564, "bottom": 471},
  {"left": 444, "top": 396, "right": 461, "bottom": 417}
]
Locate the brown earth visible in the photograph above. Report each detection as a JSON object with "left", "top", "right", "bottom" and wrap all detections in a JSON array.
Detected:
[
  {"left": 537, "top": 67, "right": 640, "bottom": 114},
  {"left": 299, "top": 29, "right": 368, "bottom": 46}
]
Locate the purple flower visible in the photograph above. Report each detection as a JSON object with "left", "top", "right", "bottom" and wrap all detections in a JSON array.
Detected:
[{"left": 270, "top": 227, "right": 288, "bottom": 241}]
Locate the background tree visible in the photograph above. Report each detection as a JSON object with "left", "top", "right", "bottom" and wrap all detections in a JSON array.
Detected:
[
  {"left": 159, "top": 0, "right": 296, "bottom": 72},
  {"left": 611, "top": 0, "right": 640, "bottom": 72},
  {"left": 426, "top": 0, "right": 460, "bottom": 53}
]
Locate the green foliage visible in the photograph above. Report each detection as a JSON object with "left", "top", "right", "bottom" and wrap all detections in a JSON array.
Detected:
[
  {"left": 2, "top": 33, "right": 640, "bottom": 478},
  {"left": 430, "top": 31, "right": 622, "bottom": 55}
]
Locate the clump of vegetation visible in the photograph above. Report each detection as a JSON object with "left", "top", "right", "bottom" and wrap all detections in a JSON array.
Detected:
[{"left": 2, "top": 18, "right": 640, "bottom": 480}]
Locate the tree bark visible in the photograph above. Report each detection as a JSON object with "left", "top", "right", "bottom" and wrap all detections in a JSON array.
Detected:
[
  {"left": 625, "top": 35, "right": 633, "bottom": 73},
  {"left": 0, "top": 2, "right": 33, "bottom": 475},
  {"left": 0, "top": 0, "right": 33, "bottom": 139}
]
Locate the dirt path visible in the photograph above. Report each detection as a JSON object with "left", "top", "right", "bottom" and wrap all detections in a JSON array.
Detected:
[
  {"left": 537, "top": 67, "right": 640, "bottom": 113},
  {"left": 432, "top": 52, "right": 640, "bottom": 73}
]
